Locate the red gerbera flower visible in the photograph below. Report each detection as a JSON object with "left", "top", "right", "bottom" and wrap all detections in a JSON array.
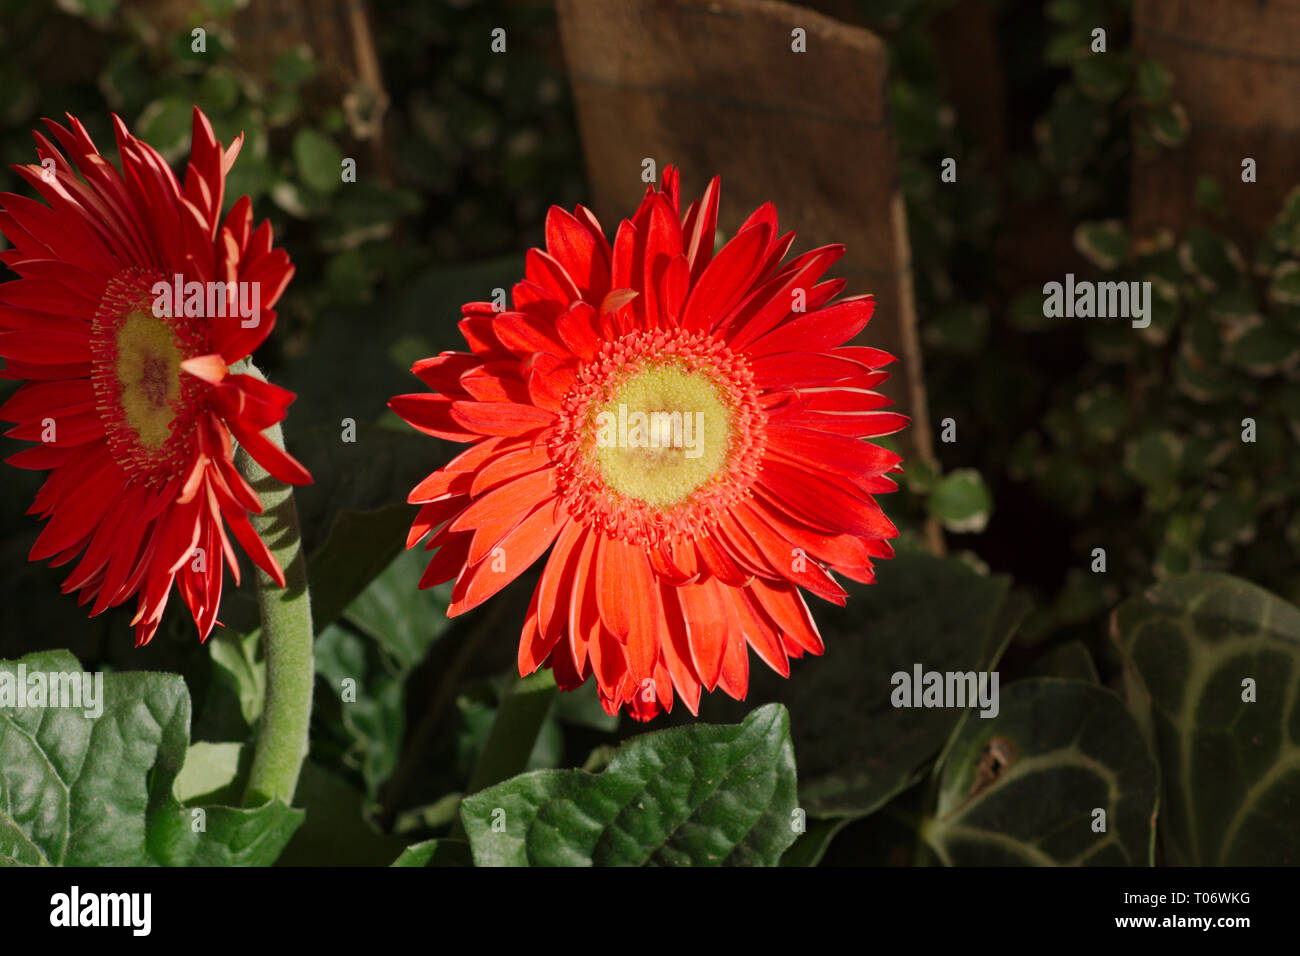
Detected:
[
  {"left": 392, "top": 167, "right": 906, "bottom": 720},
  {"left": 0, "top": 108, "right": 310, "bottom": 646}
]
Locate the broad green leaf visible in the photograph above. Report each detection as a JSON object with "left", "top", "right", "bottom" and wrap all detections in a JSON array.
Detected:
[
  {"left": 276, "top": 761, "right": 407, "bottom": 866},
  {"left": 174, "top": 741, "right": 247, "bottom": 804},
  {"left": 1027, "top": 641, "right": 1100, "bottom": 683},
  {"left": 695, "top": 553, "right": 1020, "bottom": 819},
  {"left": 923, "top": 679, "right": 1158, "bottom": 865},
  {"left": 0, "top": 650, "right": 301, "bottom": 866},
  {"left": 1113, "top": 574, "right": 1300, "bottom": 864},
  {"left": 461, "top": 704, "right": 798, "bottom": 866}
]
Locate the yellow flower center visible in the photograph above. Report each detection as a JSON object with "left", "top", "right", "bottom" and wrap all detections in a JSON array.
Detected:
[
  {"left": 591, "top": 364, "right": 732, "bottom": 507},
  {"left": 114, "top": 310, "right": 183, "bottom": 449}
]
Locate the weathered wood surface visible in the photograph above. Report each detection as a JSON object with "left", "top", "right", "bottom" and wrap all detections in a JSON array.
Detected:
[
  {"left": 1131, "top": 0, "right": 1300, "bottom": 247},
  {"left": 555, "top": 0, "right": 936, "bottom": 475}
]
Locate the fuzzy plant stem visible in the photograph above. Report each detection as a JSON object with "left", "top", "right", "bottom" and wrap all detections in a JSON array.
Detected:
[{"left": 234, "top": 359, "right": 314, "bottom": 808}]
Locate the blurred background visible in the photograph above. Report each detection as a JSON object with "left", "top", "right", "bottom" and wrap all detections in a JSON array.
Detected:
[{"left": 1, "top": 0, "right": 1297, "bottom": 865}]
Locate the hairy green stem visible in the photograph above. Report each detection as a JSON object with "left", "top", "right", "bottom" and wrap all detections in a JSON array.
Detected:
[{"left": 234, "top": 359, "right": 314, "bottom": 808}]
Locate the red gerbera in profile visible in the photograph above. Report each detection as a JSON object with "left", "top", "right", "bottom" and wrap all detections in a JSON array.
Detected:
[
  {"left": 0, "top": 108, "right": 310, "bottom": 646},
  {"left": 392, "top": 167, "right": 905, "bottom": 720}
]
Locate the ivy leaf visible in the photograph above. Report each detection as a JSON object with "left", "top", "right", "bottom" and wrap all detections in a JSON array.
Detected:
[
  {"left": 1270, "top": 261, "right": 1300, "bottom": 307},
  {"left": 1136, "top": 59, "right": 1173, "bottom": 106},
  {"left": 923, "top": 679, "right": 1158, "bottom": 865},
  {"left": 1148, "top": 102, "right": 1189, "bottom": 148},
  {"left": 460, "top": 704, "right": 798, "bottom": 866},
  {"left": 1074, "top": 220, "right": 1128, "bottom": 271},
  {"left": 0, "top": 650, "right": 301, "bottom": 866},
  {"left": 1113, "top": 574, "right": 1300, "bottom": 864},
  {"left": 135, "top": 96, "right": 193, "bottom": 163},
  {"left": 1124, "top": 429, "right": 1181, "bottom": 489},
  {"left": 293, "top": 128, "right": 345, "bottom": 194},
  {"left": 1073, "top": 53, "right": 1128, "bottom": 103},
  {"left": 928, "top": 469, "right": 993, "bottom": 533}
]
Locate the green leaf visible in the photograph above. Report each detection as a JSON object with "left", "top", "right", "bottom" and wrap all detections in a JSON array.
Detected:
[
  {"left": 289, "top": 425, "right": 448, "bottom": 630},
  {"left": 923, "top": 679, "right": 1158, "bottom": 865},
  {"left": 1027, "top": 641, "right": 1100, "bottom": 683},
  {"left": 1124, "top": 429, "right": 1181, "bottom": 489},
  {"left": 292, "top": 128, "right": 345, "bottom": 194},
  {"left": 928, "top": 468, "right": 993, "bottom": 533},
  {"left": 780, "top": 817, "right": 849, "bottom": 867},
  {"left": 174, "top": 741, "right": 247, "bottom": 804},
  {"left": 1270, "top": 261, "right": 1300, "bottom": 307},
  {"left": 1075, "top": 384, "right": 1127, "bottom": 443},
  {"left": 1226, "top": 318, "right": 1300, "bottom": 376},
  {"left": 1148, "top": 102, "right": 1189, "bottom": 147},
  {"left": 1113, "top": 574, "right": 1300, "bottom": 864},
  {"left": 272, "top": 45, "right": 318, "bottom": 89},
  {"left": 460, "top": 704, "right": 798, "bottom": 866},
  {"left": 391, "top": 839, "right": 472, "bottom": 867},
  {"left": 343, "top": 545, "right": 454, "bottom": 670},
  {"left": 275, "top": 761, "right": 407, "bottom": 865},
  {"left": 701, "top": 553, "right": 1020, "bottom": 819},
  {"left": 1074, "top": 219, "right": 1128, "bottom": 271},
  {"left": 0, "top": 650, "right": 301, "bottom": 866},
  {"left": 1072, "top": 53, "right": 1128, "bottom": 103},
  {"left": 464, "top": 671, "right": 558, "bottom": 795},
  {"left": 313, "top": 547, "right": 453, "bottom": 797},
  {"left": 1179, "top": 228, "right": 1244, "bottom": 291},
  {"left": 136, "top": 96, "right": 195, "bottom": 164},
  {"left": 207, "top": 628, "right": 264, "bottom": 732},
  {"left": 1136, "top": 59, "right": 1173, "bottom": 106},
  {"left": 1194, "top": 175, "right": 1224, "bottom": 214}
]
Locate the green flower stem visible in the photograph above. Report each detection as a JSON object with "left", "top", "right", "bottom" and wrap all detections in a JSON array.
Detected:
[{"left": 234, "top": 359, "right": 314, "bottom": 808}]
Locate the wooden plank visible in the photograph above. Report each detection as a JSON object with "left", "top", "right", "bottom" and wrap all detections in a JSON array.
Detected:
[{"left": 1132, "top": 0, "right": 1300, "bottom": 246}]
